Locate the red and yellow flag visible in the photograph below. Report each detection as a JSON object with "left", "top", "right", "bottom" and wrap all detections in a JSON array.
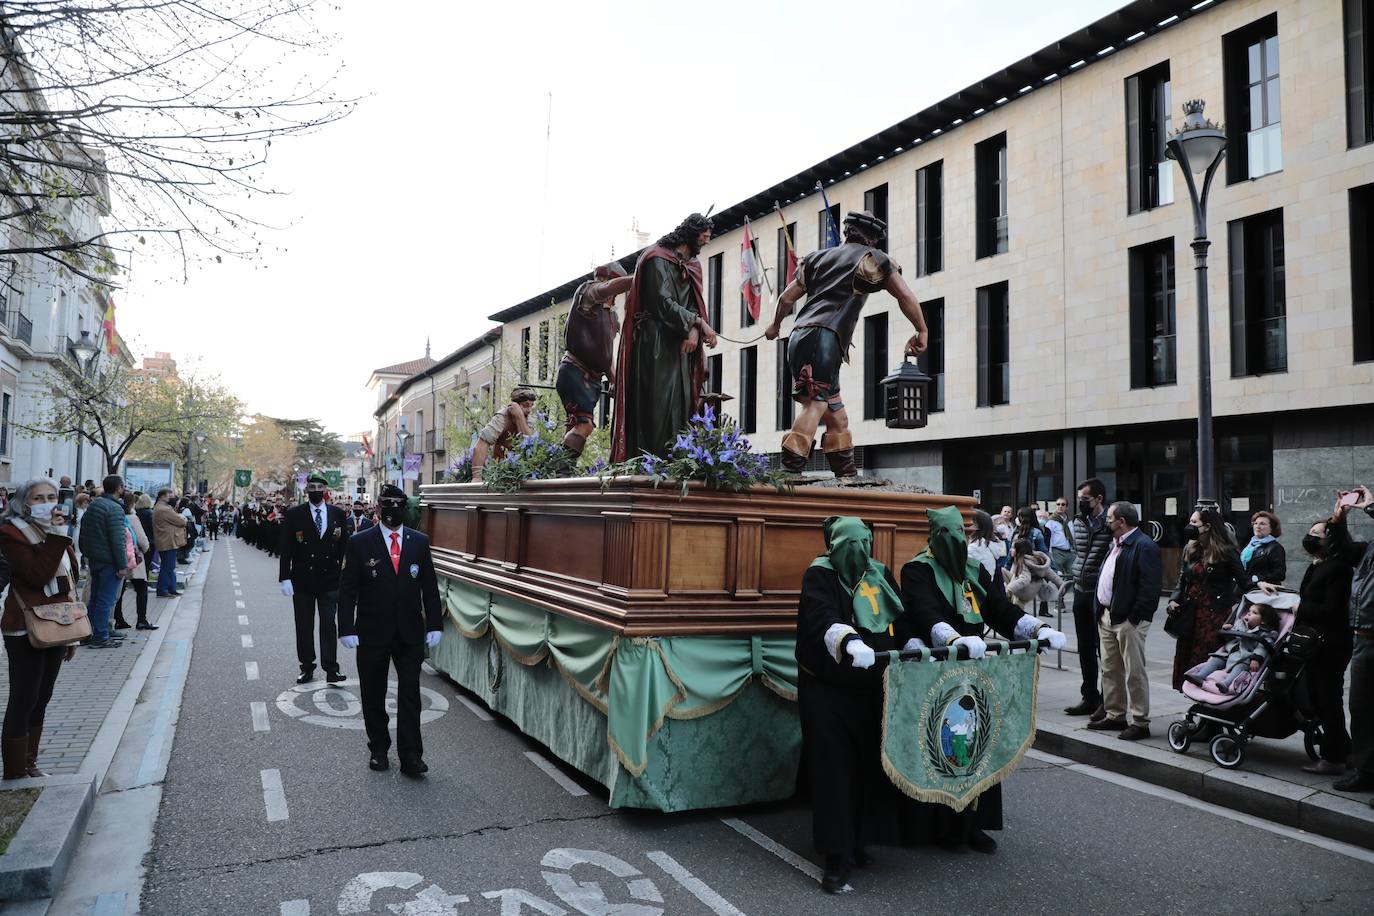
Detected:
[{"left": 101, "top": 294, "right": 117, "bottom": 354}]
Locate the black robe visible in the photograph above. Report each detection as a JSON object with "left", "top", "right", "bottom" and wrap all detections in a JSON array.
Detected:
[
  {"left": 795, "top": 564, "right": 903, "bottom": 859},
  {"left": 894, "top": 561, "right": 1027, "bottom": 838}
]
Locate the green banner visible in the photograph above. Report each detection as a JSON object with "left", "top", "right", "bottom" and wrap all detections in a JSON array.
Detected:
[
  {"left": 233, "top": 469, "right": 252, "bottom": 488},
  {"left": 323, "top": 469, "right": 343, "bottom": 488},
  {"left": 880, "top": 648, "right": 1038, "bottom": 812}
]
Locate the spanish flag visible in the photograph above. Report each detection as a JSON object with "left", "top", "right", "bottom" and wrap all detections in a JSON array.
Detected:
[{"left": 101, "top": 294, "right": 116, "bottom": 354}]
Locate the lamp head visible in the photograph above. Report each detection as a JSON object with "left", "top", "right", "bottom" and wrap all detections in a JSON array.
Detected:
[
  {"left": 1166, "top": 99, "right": 1226, "bottom": 174},
  {"left": 70, "top": 330, "right": 98, "bottom": 370}
]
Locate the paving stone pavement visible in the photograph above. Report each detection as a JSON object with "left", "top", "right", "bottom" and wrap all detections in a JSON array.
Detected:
[{"left": 0, "top": 559, "right": 197, "bottom": 775}]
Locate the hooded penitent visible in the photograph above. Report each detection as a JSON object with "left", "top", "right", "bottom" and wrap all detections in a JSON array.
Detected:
[
  {"left": 910, "top": 506, "right": 987, "bottom": 625},
  {"left": 809, "top": 516, "right": 903, "bottom": 634}
]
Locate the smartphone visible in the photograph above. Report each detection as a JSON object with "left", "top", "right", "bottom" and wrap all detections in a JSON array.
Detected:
[{"left": 1338, "top": 490, "right": 1361, "bottom": 508}]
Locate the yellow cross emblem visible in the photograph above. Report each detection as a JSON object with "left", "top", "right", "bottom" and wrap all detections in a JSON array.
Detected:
[{"left": 857, "top": 581, "right": 881, "bottom": 619}]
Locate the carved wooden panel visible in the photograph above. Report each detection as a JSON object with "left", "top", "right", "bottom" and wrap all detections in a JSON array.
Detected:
[
  {"left": 601, "top": 512, "right": 632, "bottom": 591},
  {"left": 503, "top": 507, "right": 523, "bottom": 570},
  {"left": 526, "top": 513, "right": 603, "bottom": 584},
  {"left": 480, "top": 510, "right": 507, "bottom": 563},
  {"left": 629, "top": 513, "right": 670, "bottom": 597},
  {"left": 733, "top": 516, "right": 764, "bottom": 599},
  {"left": 667, "top": 521, "right": 728, "bottom": 594},
  {"left": 872, "top": 523, "right": 897, "bottom": 570}
]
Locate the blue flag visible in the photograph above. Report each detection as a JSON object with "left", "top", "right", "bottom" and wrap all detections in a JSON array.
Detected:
[{"left": 817, "top": 181, "right": 840, "bottom": 248}]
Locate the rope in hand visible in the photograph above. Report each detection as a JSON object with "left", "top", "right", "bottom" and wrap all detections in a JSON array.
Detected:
[{"left": 713, "top": 330, "right": 769, "bottom": 345}]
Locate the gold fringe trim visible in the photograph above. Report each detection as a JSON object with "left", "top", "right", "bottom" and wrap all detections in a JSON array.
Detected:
[
  {"left": 878, "top": 654, "right": 1040, "bottom": 813},
  {"left": 604, "top": 638, "right": 688, "bottom": 777},
  {"left": 490, "top": 627, "right": 551, "bottom": 667},
  {"left": 443, "top": 588, "right": 491, "bottom": 639}
]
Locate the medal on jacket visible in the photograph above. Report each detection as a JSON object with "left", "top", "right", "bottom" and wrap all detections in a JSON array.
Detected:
[{"left": 409, "top": 564, "right": 420, "bottom": 579}]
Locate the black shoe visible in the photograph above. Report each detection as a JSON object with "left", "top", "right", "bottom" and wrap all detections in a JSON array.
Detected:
[
  {"left": 969, "top": 830, "right": 998, "bottom": 854},
  {"left": 1089, "top": 703, "right": 1108, "bottom": 723},
  {"left": 821, "top": 855, "right": 850, "bottom": 894},
  {"left": 1064, "top": 699, "right": 1101, "bottom": 716},
  {"left": 1087, "top": 717, "right": 1128, "bottom": 731},
  {"left": 136, "top": 622, "right": 159, "bottom": 631},
  {"left": 399, "top": 757, "right": 428, "bottom": 777},
  {"left": 296, "top": 671, "right": 316, "bottom": 685},
  {"left": 1118, "top": 724, "right": 1151, "bottom": 741},
  {"left": 368, "top": 753, "right": 389, "bottom": 772},
  {"left": 1333, "top": 774, "right": 1374, "bottom": 792},
  {"left": 326, "top": 672, "right": 346, "bottom": 684},
  {"left": 113, "top": 620, "right": 132, "bottom": 630}
]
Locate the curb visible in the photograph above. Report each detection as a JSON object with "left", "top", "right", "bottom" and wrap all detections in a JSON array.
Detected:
[
  {"left": 0, "top": 548, "right": 210, "bottom": 903},
  {"left": 1035, "top": 720, "right": 1374, "bottom": 850}
]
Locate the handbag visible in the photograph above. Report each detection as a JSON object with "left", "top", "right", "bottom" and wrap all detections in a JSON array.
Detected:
[
  {"left": 1163, "top": 599, "right": 1196, "bottom": 639},
  {"left": 14, "top": 590, "right": 91, "bottom": 649}
]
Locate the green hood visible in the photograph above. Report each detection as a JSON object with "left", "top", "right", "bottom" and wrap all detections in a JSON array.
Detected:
[
  {"left": 810, "top": 516, "right": 903, "bottom": 634},
  {"left": 910, "top": 505, "right": 986, "bottom": 624}
]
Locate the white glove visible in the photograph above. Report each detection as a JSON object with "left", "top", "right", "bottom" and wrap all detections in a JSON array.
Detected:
[
  {"left": 280, "top": 580, "right": 294, "bottom": 598},
  {"left": 823, "top": 623, "right": 857, "bottom": 661},
  {"left": 1038, "top": 628, "right": 1067, "bottom": 650},
  {"left": 951, "top": 635, "right": 987, "bottom": 659},
  {"left": 845, "top": 639, "right": 876, "bottom": 669},
  {"left": 902, "top": 637, "right": 928, "bottom": 654},
  {"left": 425, "top": 630, "right": 442, "bottom": 648},
  {"left": 1014, "top": 614, "right": 1044, "bottom": 641},
  {"left": 339, "top": 635, "right": 359, "bottom": 649}
]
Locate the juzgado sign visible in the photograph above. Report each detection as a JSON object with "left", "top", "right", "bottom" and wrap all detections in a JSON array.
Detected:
[{"left": 880, "top": 648, "right": 1038, "bottom": 812}]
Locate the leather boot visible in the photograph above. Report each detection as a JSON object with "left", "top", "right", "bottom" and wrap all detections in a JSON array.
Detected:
[
  {"left": 3, "top": 736, "right": 29, "bottom": 780},
  {"left": 560, "top": 430, "right": 587, "bottom": 459},
  {"left": 822, "top": 431, "right": 856, "bottom": 477},
  {"left": 780, "top": 431, "right": 812, "bottom": 474},
  {"left": 25, "top": 724, "right": 45, "bottom": 778}
]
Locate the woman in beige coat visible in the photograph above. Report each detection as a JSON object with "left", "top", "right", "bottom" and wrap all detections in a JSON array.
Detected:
[
  {"left": 152, "top": 488, "right": 187, "bottom": 597},
  {"left": 116, "top": 492, "right": 156, "bottom": 630}
]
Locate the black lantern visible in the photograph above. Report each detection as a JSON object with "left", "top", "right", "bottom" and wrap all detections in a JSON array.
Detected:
[{"left": 880, "top": 358, "right": 931, "bottom": 429}]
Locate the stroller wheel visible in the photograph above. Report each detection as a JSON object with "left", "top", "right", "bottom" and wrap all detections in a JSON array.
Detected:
[
  {"left": 1210, "top": 734, "right": 1244, "bottom": 769},
  {"left": 1303, "top": 731, "right": 1321, "bottom": 762},
  {"left": 1167, "top": 721, "right": 1192, "bottom": 753}
]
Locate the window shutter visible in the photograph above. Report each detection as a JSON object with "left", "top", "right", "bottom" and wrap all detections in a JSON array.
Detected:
[
  {"left": 976, "top": 287, "right": 991, "bottom": 406},
  {"left": 1125, "top": 75, "right": 1143, "bottom": 213},
  {"left": 1228, "top": 220, "right": 1250, "bottom": 376}
]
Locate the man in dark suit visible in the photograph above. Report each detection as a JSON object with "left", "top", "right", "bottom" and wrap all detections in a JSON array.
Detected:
[
  {"left": 279, "top": 475, "right": 349, "bottom": 685},
  {"left": 345, "top": 499, "right": 373, "bottom": 536},
  {"left": 1088, "top": 501, "right": 1163, "bottom": 741},
  {"left": 337, "top": 484, "right": 443, "bottom": 776}
]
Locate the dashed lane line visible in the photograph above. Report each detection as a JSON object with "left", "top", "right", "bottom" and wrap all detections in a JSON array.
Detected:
[
  {"left": 241, "top": 634, "right": 254, "bottom": 648},
  {"left": 646, "top": 851, "right": 747, "bottom": 916},
  {"left": 236, "top": 600, "right": 246, "bottom": 609},
  {"left": 718, "top": 816, "right": 851, "bottom": 893},
  {"left": 245, "top": 661, "right": 260, "bottom": 681},
  {"left": 454, "top": 693, "right": 494, "bottom": 722},
  {"left": 238, "top": 614, "right": 250, "bottom": 625},
  {"left": 279, "top": 902, "right": 309, "bottom": 916},
  {"left": 523, "top": 751, "right": 589, "bottom": 797},
  {"left": 261, "top": 768, "right": 289, "bottom": 822},
  {"left": 251, "top": 702, "right": 270, "bottom": 732}
]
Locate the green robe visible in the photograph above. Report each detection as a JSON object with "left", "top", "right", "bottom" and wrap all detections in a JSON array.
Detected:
[{"left": 620, "top": 255, "right": 700, "bottom": 460}]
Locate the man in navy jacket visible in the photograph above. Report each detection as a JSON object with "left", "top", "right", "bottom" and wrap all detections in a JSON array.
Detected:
[
  {"left": 337, "top": 484, "right": 442, "bottom": 776},
  {"left": 1088, "top": 501, "right": 1162, "bottom": 741}
]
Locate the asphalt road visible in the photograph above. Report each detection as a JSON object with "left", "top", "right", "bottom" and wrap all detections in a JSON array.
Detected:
[{"left": 139, "top": 536, "right": 1374, "bottom": 915}]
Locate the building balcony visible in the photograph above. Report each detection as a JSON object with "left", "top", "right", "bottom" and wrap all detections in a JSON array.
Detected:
[
  {"left": 425, "top": 429, "right": 445, "bottom": 454},
  {"left": 0, "top": 310, "right": 33, "bottom": 346}
]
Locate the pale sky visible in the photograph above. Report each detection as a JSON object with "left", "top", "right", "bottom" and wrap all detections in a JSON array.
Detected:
[{"left": 118, "top": 0, "right": 1129, "bottom": 435}]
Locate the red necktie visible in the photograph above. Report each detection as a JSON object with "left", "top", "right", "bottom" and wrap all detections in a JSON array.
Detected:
[{"left": 389, "top": 532, "right": 401, "bottom": 574}]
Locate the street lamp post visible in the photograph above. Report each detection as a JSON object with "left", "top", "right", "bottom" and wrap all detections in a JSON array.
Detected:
[
  {"left": 194, "top": 432, "right": 207, "bottom": 495},
  {"left": 396, "top": 422, "right": 411, "bottom": 495},
  {"left": 68, "top": 330, "right": 99, "bottom": 482},
  {"left": 1165, "top": 99, "right": 1227, "bottom": 514}
]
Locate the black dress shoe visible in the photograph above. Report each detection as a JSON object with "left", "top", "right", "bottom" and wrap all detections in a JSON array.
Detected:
[
  {"left": 399, "top": 757, "right": 429, "bottom": 777},
  {"left": 1087, "top": 717, "right": 1128, "bottom": 731},
  {"left": 296, "top": 671, "right": 315, "bottom": 685},
  {"left": 326, "top": 672, "right": 347, "bottom": 684},
  {"left": 1064, "top": 699, "right": 1101, "bottom": 716},
  {"left": 820, "top": 855, "right": 850, "bottom": 893},
  {"left": 113, "top": 620, "right": 132, "bottom": 630},
  {"left": 1089, "top": 703, "right": 1108, "bottom": 723},
  {"left": 368, "top": 753, "right": 389, "bottom": 771},
  {"left": 1333, "top": 774, "right": 1374, "bottom": 792},
  {"left": 969, "top": 830, "right": 998, "bottom": 854},
  {"left": 1118, "top": 724, "right": 1151, "bottom": 741},
  {"left": 136, "top": 622, "right": 159, "bottom": 631}
]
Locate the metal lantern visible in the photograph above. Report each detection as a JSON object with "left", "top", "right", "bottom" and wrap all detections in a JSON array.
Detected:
[{"left": 880, "top": 358, "right": 932, "bottom": 429}]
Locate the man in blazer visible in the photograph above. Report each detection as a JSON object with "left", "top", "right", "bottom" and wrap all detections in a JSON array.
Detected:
[
  {"left": 337, "top": 484, "right": 443, "bottom": 776},
  {"left": 1089, "top": 501, "right": 1163, "bottom": 741},
  {"left": 345, "top": 499, "right": 374, "bottom": 536},
  {"left": 279, "top": 475, "right": 349, "bottom": 685}
]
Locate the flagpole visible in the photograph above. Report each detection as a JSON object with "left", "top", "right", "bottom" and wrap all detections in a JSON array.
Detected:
[{"left": 816, "top": 181, "right": 840, "bottom": 247}]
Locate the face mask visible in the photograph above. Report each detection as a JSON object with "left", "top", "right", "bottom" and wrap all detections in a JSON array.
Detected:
[
  {"left": 1183, "top": 524, "right": 1200, "bottom": 541},
  {"left": 28, "top": 502, "right": 56, "bottom": 523},
  {"left": 353, "top": 509, "right": 363, "bottom": 517},
  {"left": 1302, "top": 534, "right": 1324, "bottom": 556},
  {"left": 307, "top": 491, "right": 324, "bottom": 505},
  {"left": 379, "top": 506, "right": 404, "bottom": 527},
  {"left": 1077, "top": 498, "right": 1093, "bottom": 515}
]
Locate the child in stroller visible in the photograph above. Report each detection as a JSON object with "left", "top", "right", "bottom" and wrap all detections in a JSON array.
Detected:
[
  {"left": 1183, "top": 602, "right": 1280, "bottom": 693},
  {"left": 1167, "top": 589, "right": 1324, "bottom": 770}
]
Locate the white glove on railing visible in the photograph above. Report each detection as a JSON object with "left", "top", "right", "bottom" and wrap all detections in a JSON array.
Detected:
[
  {"left": 1038, "top": 628, "right": 1067, "bottom": 650},
  {"left": 824, "top": 623, "right": 857, "bottom": 662},
  {"left": 845, "top": 640, "right": 876, "bottom": 669},
  {"left": 1014, "top": 614, "right": 1043, "bottom": 641},
  {"left": 950, "top": 635, "right": 987, "bottom": 659},
  {"left": 339, "top": 635, "right": 359, "bottom": 649},
  {"left": 425, "top": 630, "right": 442, "bottom": 648},
  {"left": 280, "top": 580, "right": 294, "bottom": 598},
  {"left": 931, "top": 622, "right": 959, "bottom": 648},
  {"left": 903, "top": 637, "right": 928, "bottom": 654}
]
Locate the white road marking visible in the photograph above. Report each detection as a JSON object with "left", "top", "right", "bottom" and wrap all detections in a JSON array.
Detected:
[
  {"left": 481, "top": 889, "right": 564, "bottom": 914},
  {"left": 238, "top": 614, "right": 250, "bottom": 625},
  {"left": 719, "top": 817, "right": 850, "bottom": 892},
  {"left": 235, "top": 600, "right": 246, "bottom": 609},
  {"left": 647, "top": 850, "right": 746, "bottom": 916},
  {"left": 336, "top": 873, "right": 423, "bottom": 913},
  {"left": 251, "top": 702, "right": 270, "bottom": 732},
  {"left": 454, "top": 692, "right": 494, "bottom": 722},
  {"left": 245, "top": 661, "right": 260, "bottom": 681},
  {"left": 279, "top": 901, "right": 309, "bottom": 916},
  {"left": 260, "top": 768, "right": 289, "bottom": 822},
  {"left": 234, "top": 589, "right": 242, "bottom": 596},
  {"left": 523, "top": 751, "right": 588, "bottom": 797},
  {"left": 1024, "top": 749, "right": 1374, "bottom": 864},
  {"left": 241, "top": 634, "right": 253, "bottom": 648}
]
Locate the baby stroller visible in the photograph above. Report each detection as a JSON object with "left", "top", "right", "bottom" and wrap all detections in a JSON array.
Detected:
[{"left": 1166, "top": 589, "right": 1324, "bottom": 770}]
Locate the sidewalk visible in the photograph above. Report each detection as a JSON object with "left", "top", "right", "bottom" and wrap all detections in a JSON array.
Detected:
[
  {"left": 1035, "top": 600, "right": 1374, "bottom": 849},
  {"left": 0, "top": 549, "right": 207, "bottom": 903}
]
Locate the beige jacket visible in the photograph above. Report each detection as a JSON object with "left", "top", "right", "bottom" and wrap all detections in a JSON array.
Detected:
[{"left": 153, "top": 502, "right": 188, "bottom": 552}]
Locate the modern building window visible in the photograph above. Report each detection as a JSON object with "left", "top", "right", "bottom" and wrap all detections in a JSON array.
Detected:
[
  {"left": 708, "top": 253, "right": 723, "bottom": 332},
  {"left": 776, "top": 223, "right": 797, "bottom": 289},
  {"left": 1125, "top": 62, "right": 1174, "bottom": 213},
  {"left": 818, "top": 203, "right": 840, "bottom": 248},
  {"left": 1128, "top": 239, "right": 1177, "bottom": 388},
  {"left": 863, "top": 184, "right": 889, "bottom": 252},
  {"left": 976, "top": 282, "right": 1010, "bottom": 406},
  {"left": 918, "top": 298, "right": 945, "bottom": 412},
  {"left": 538, "top": 320, "right": 550, "bottom": 379},
  {"left": 554, "top": 313, "right": 567, "bottom": 373},
  {"left": 520, "top": 326, "right": 531, "bottom": 381},
  {"left": 776, "top": 338, "right": 793, "bottom": 429},
  {"left": 0, "top": 391, "right": 10, "bottom": 456},
  {"left": 916, "top": 161, "right": 943, "bottom": 276},
  {"left": 707, "top": 353, "right": 723, "bottom": 397},
  {"left": 1347, "top": 0, "right": 1374, "bottom": 147},
  {"left": 739, "top": 346, "right": 757, "bottom": 433},
  {"left": 862, "top": 313, "right": 888, "bottom": 420},
  {"left": 976, "top": 133, "right": 1008, "bottom": 258},
  {"left": 1224, "top": 15, "right": 1282, "bottom": 182},
  {"left": 1350, "top": 183, "right": 1374, "bottom": 362},
  {"left": 1227, "top": 208, "right": 1287, "bottom": 376}
]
